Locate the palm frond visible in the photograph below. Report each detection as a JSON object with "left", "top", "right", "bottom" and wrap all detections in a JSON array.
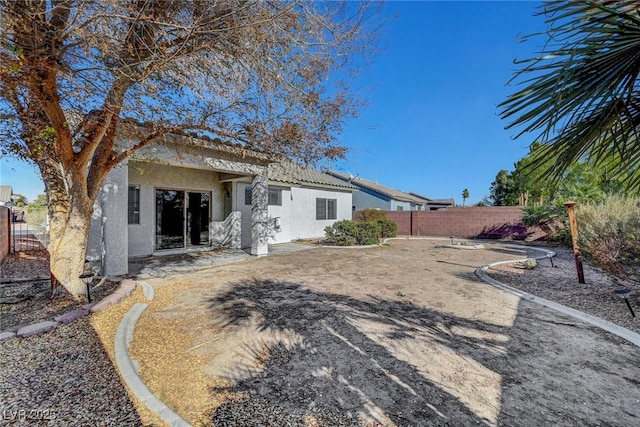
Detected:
[{"left": 500, "top": 0, "right": 640, "bottom": 192}]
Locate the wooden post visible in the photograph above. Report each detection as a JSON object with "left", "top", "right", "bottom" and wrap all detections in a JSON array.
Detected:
[{"left": 563, "top": 201, "right": 585, "bottom": 284}]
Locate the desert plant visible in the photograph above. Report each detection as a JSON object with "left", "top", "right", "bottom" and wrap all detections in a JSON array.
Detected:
[
  {"left": 324, "top": 220, "right": 381, "bottom": 246},
  {"left": 324, "top": 220, "right": 358, "bottom": 246},
  {"left": 577, "top": 196, "right": 640, "bottom": 277},
  {"left": 356, "top": 208, "right": 388, "bottom": 222},
  {"left": 355, "top": 221, "right": 381, "bottom": 245},
  {"left": 376, "top": 218, "right": 398, "bottom": 238}
]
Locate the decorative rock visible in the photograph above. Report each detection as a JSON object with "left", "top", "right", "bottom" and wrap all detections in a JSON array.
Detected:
[
  {"left": 0, "top": 331, "right": 16, "bottom": 341},
  {"left": 83, "top": 301, "right": 99, "bottom": 311},
  {"left": 17, "top": 321, "right": 58, "bottom": 337},
  {"left": 119, "top": 279, "right": 136, "bottom": 289},
  {"left": 114, "top": 283, "right": 136, "bottom": 297},
  {"left": 90, "top": 293, "right": 127, "bottom": 313},
  {"left": 54, "top": 309, "right": 89, "bottom": 324}
]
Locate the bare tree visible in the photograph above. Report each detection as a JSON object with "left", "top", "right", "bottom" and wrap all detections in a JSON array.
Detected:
[{"left": 0, "top": 0, "right": 380, "bottom": 297}]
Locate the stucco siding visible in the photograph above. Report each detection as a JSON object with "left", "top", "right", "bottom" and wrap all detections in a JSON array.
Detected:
[
  {"left": 352, "top": 189, "right": 391, "bottom": 211},
  {"left": 127, "top": 161, "right": 222, "bottom": 257},
  {"left": 289, "top": 187, "right": 352, "bottom": 240},
  {"left": 389, "top": 200, "right": 413, "bottom": 211},
  {"left": 266, "top": 185, "right": 292, "bottom": 244}
]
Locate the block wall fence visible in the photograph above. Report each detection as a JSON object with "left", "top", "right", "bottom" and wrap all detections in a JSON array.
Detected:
[
  {"left": 354, "top": 206, "right": 524, "bottom": 237},
  {"left": 0, "top": 206, "right": 9, "bottom": 263}
]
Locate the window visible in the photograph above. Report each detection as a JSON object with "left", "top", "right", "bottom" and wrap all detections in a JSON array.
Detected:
[
  {"left": 268, "top": 188, "right": 282, "bottom": 206},
  {"left": 316, "top": 198, "right": 337, "bottom": 220},
  {"left": 397, "top": 206, "right": 404, "bottom": 211},
  {"left": 246, "top": 186, "right": 282, "bottom": 206},
  {"left": 128, "top": 185, "right": 140, "bottom": 224}
]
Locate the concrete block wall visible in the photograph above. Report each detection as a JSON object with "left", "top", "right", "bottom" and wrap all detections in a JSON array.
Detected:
[
  {"left": 358, "top": 206, "right": 524, "bottom": 237},
  {"left": 0, "top": 206, "right": 9, "bottom": 263}
]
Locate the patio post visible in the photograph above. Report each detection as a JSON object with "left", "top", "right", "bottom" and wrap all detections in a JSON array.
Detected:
[{"left": 251, "top": 170, "right": 269, "bottom": 256}]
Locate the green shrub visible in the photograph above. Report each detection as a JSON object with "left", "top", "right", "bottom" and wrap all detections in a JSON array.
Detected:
[
  {"left": 376, "top": 218, "right": 398, "bottom": 238},
  {"left": 355, "top": 208, "right": 387, "bottom": 222},
  {"left": 576, "top": 195, "right": 640, "bottom": 276},
  {"left": 521, "top": 203, "right": 570, "bottom": 244},
  {"left": 324, "top": 219, "right": 381, "bottom": 246},
  {"left": 356, "top": 221, "right": 381, "bottom": 245},
  {"left": 324, "top": 220, "right": 358, "bottom": 246}
]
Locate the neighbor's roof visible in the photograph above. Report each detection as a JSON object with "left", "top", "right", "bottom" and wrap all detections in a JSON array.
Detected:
[
  {"left": 269, "top": 162, "right": 357, "bottom": 190},
  {"left": 409, "top": 192, "right": 454, "bottom": 206},
  {"left": 326, "top": 171, "right": 427, "bottom": 204},
  {"left": 0, "top": 186, "right": 12, "bottom": 204}
]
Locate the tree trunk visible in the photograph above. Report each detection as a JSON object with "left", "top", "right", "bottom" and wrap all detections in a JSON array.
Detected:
[{"left": 48, "top": 201, "right": 92, "bottom": 299}]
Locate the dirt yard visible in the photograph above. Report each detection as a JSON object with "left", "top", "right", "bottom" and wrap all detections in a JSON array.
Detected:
[{"left": 131, "top": 239, "right": 640, "bottom": 426}]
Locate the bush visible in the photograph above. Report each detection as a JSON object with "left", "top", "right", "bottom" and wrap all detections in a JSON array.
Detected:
[
  {"left": 355, "top": 221, "right": 381, "bottom": 245},
  {"left": 355, "top": 208, "right": 387, "bottom": 222},
  {"left": 376, "top": 218, "right": 398, "bottom": 238},
  {"left": 324, "top": 220, "right": 358, "bottom": 246},
  {"left": 576, "top": 195, "right": 640, "bottom": 276},
  {"left": 521, "top": 203, "right": 570, "bottom": 245},
  {"left": 324, "top": 220, "right": 381, "bottom": 246}
]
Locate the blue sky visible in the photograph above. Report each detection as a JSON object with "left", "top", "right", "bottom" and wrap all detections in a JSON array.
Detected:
[{"left": 0, "top": 1, "right": 546, "bottom": 205}]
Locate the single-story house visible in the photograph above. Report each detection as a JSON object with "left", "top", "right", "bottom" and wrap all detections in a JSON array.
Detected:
[
  {"left": 87, "top": 136, "right": 355, "bottom": 277},
  {"left": 326, "top": 171, "right": 454, "bottom": 211}
]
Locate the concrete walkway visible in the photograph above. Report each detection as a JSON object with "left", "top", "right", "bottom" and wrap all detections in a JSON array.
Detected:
[{"left": 129, "top": 243, "right": 313, "bottom": 279}]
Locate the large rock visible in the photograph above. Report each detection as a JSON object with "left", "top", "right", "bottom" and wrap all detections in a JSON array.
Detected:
[{"left": 16, "top": 321, "right": 58, "bottom": 337}]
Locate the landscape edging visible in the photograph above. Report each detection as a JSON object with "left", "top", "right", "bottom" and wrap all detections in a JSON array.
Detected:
[
  {"left": 0, "top": 278, "right": 137, "bottom": 341},
  {"left": 475, "top": 245, "right": 640, "bottom": 348}
]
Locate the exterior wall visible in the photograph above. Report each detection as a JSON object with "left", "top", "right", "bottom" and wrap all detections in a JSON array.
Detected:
[
  {"left": 127, "top": 161, "right": 223, "bottom": 258},
  {"left": 352, "top": 188, "right": 390, "bottom": 211},
  {"left": 389, "top": 200, "right": 413, "bottom": 211},
  {"left": 289, "top": 187, "right": 352, "bottom": 240},
  {"left": 87, "top": 164, "right": 129, "bottom": 276},
  {"left": 0, "top": 206, "right": 9, "bottom": 263},
  {"left": 266, "top": 185, "right": 292, "bottom": 244},
  {"left": 235, "top": 182, "right": 292, "bottom": 247},
  {"left": 362, "top": 206, "right": 524, "bottom": 237},
  {"left": 237, "top": 183, "right": 352, "bottom": 246},
  {"left": 234, "top": 181, "right": 252, "bottom": 249}
]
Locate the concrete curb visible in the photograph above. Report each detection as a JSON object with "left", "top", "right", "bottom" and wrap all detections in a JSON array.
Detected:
[
  {"left": 475, "top": 245, "right": 640, "bottom": 348},
  {"left": 114, "top": 281, "right": 190, "bottom": 426}
]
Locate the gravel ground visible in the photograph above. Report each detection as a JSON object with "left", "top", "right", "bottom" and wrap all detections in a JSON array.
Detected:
[
  {"left": 0, "top": 251, "right": 120, "bottom": 332},
  {"left": 486, "top": 246, "right": 640, "bottom": 334},
  {"left": 0, "top": 318, "right": 140, "bottom": 426}
]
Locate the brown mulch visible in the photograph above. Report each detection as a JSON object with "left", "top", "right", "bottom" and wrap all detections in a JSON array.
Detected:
[{"left": 0, "top": 251, "right": 119, "bottom": 331}]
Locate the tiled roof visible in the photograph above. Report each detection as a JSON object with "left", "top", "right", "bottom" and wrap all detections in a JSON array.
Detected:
[
  {"left": 409, "top": 192, "right": 454, "bottom": 206},
  {"left": 269, "top": 162, "right": 357, "bottom": 190},
  {"left": 326, "top": 171, "right": 426, "bottom": 204},
  {"left": 0, "top": 186, "right": 12, "bottom": 204}
]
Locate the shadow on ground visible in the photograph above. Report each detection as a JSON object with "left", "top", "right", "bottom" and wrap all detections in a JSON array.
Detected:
[
  {"left": 207, "top": 279, "right": 510, "bottom": 426},
  {"left": 206, "top": 279, "right": 640, "bottom": 426}
]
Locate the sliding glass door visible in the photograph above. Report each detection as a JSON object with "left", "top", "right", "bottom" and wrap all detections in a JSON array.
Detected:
[{"left": 155, "top": 189, "right": 210, "bottom": 250}]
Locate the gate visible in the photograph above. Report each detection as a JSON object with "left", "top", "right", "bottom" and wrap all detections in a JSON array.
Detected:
[{"left": 10, "top": 207, "right": 49, "bottom": 252}]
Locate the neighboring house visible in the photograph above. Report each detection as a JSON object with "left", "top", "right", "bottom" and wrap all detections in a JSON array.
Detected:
[
  {"left": 408, "top": 192, "right": 455, "bottom": 211},
  {"left": 87, "top": 136, "right": 354, "bottom": 276},
  {"left": 326, "top": 171, "right": 454, "bottom": 211},
  {"left": 0, "top": 186, "right": 12, "bottom": 207}
]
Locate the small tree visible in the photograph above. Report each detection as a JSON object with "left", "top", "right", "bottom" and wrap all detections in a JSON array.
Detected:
[
  {"left": 1, "top": 1, "right": 380, "bottom": 297},
  {"left": 462, "top": 188, "right": 469, "bottom": 206},
  {"left": 11, "top": 193, "right": 28, "bottom": 207}
]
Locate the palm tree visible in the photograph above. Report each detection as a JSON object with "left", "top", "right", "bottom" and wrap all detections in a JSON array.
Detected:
[
  {"left": 500, "top": 1, "right": 640, "bottom": 192},
  {"left": 462, "top": 188, "right": 470, "bottom": 206}
]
